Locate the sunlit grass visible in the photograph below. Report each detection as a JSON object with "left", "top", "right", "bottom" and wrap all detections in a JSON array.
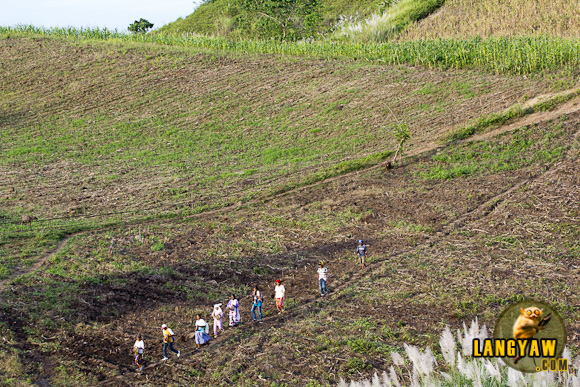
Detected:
[{"left": 3, "top": 25, "right": 580, "bottom": 74}]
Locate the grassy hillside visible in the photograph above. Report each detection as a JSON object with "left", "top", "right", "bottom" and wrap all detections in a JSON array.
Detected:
[
  {"left": 401, "top": 0, "right": 580, "bottom": 40},
  {"left": 157, "top": 0, "right": 383, "bottom": 38},
  {"left": 8, "top": 26, "right": 580, "bottom": 76},
  {"left": 158, "top": 0, "right": 580, "bottom": 43},
  {"left": 157, "top": 0, "right": 445, "bottom": 41},
  {"left": 2, "top": 34, "right": 580, "bottom": 386},
  {"left": 0, "top": 34, "right": 562, "bottom": 230},
  {"left": 330, "top": 0, "right": 444, "bottom": 42}
]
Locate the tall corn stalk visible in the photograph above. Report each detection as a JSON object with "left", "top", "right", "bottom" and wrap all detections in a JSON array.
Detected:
[{"left": 385, "top": 104, "right": 410, "bottom": 167}]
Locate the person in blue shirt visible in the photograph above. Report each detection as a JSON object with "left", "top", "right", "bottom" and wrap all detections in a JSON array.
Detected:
[
  {"left": 355, "top": 240, "right": 368, "bottom": 269},
  {"left": 251, "top": 285, "right": 263, "bottom": 322}
]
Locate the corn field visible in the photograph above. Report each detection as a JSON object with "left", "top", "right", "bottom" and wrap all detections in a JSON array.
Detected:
[
  {"left": 401, "top": 0, "right": 580, "bottom": 40},
  {"left": 3, "top": 25, "right": 580, "bottom": 75}
]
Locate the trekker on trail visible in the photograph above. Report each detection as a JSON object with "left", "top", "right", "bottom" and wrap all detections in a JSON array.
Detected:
[
  {"left": 133, "top": 334, "right": 144, "bottom": 371},
  {"left": 195, "top": 314, "right": 211, "bottom": 349},
  {"left": 317, "top": 261, "right": 329, "bottom": 297},
  {"left": 227, "top": 294, "right": 241, "bottom": 327},
  {"left": 251, "top": 285, "right": 263, "bottom": 322},
  {"left": 161, "top": 324, "right": 180, "bottom": 360},
  {"left": 356, "top": 240, "right": 368, "bottom": 269},
  {"left": 211, "top": 304, "right": 224, "bottom": 338},
  {"left": 274, "top": 279, "right": 285, "bottom": 314}
]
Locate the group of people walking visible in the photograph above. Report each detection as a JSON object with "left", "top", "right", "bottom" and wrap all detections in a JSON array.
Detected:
[
  {"left": 131, "top": 279, "right": 287, "bottom": 368},
  {"left": 131, "top": 240, "right": 369, "bottom": 370}
]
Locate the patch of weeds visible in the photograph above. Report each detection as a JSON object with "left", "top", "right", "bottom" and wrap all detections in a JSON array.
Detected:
[
  {"left": 347, "top": 338, "right": 376, "bottom": 353},
  {"left": 151, "top": 241, "right": 165, "bottom": 251},
  {"left": 381, "top": 326, "right": 396, "bottom": 339},
  {"left": 0, "top": 349, "right": 24, "bottom": 379},
  {"left": 351, "top": 317, "right": 378, "bottom": 331},
  {"left": 272, "top": 151, "right": 393, "bottom": 196},
  {"left": 342, "top": 357, "right": 371, "bottom": 374},
  {"left": 392, "top": 220, "right": 434, "bottom": 233},
  {"left": 534, "top": 92, "right": 577, "bottom": 111},
  {"left": 447, "top": 89, "right": 580, "bottom": 141},
  {"left": 261, "top": 147, "right": 304, "bottom": 164},
  {"left": 159, "top": 266, "right": 175, "bottom": 276},
  {"left": 551, "top": 79, "right": 576, "bottom": 92},
  {"left": 419, "top": 124, "right": 569, "bottom": 180},
  {"left": 52, "top": 362, "right": 98, "bottom": 386},
  {"left": 190, "top": 368, "right": 205, "bottom": 377},
  {"left": 446, "top": 105, "right": 527, "bottom": 141},
  {"left": 253, "top": 266, "right": 272, "bottom": 275}
]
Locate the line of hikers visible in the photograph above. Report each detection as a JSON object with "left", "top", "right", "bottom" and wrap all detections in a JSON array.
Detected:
[{"left": 132, "top": 240, "right": 368, "bottom": 370}]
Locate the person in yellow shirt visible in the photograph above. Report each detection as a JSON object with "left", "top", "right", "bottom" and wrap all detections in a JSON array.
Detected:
[{"left": 161, "top": 323, "right": 180, "bottom": 361}]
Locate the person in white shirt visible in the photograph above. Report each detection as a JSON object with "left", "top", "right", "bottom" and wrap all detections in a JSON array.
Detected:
[
  {"left": 317, "top": 261, "right": 329, "bottom": 297},
  {"left": 227, "top": 294, "right": 241, "bottom": 327},
  {"left": 195, "top": 314, "right": 210, "bottom": 349},
  {"left": 133, "top": 334, "right": 144, "bottom": 371},
  {"left": 274, "top": 279, "right": 285, "bottom": 314}
]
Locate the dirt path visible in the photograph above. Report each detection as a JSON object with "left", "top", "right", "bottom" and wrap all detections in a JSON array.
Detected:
[
  {"left": 4, "top": 89, "right": 577, "bottom": 298},
  {"left": 470, "top": 94, "right": 580, "bottom": 142},
  {"left": 0, "top": 236, "right": 71, "bottom": 292},
  {"left": 96, "top": 130, "right": 580, "bottom": 385}
]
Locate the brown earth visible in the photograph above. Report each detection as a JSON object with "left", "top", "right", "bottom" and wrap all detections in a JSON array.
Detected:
[
  {"left": 1, "top": 36, "right": 580, "bottom": 386},
  {"left": 0, "top": 36, "right": 558, "bottom": 223},
  {"left": 4, "top": 114, "right": 580, "bottom": 385}
]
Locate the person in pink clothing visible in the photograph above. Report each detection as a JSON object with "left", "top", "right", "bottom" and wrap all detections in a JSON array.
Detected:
[{"left": 211, "top": 304, "right": 225, "bottom": 338}]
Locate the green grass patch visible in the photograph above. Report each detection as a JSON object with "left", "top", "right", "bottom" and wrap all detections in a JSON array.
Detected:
[
  {"left": 446, "top": 89, "right": 580, "bottom": 141},
  {"left": 272, "top": 150, "right": 393, "bottom": 196},
  {"left": 419, "top": 122, "right": 569, "bottom": 180}
]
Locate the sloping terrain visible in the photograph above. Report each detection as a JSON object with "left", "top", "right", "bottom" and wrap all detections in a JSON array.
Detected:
[
  {"left": 157, "top": 0, "right": 384, "bottom": 38},
  {"left": 401, "top": 0, "right": 580, "bottom": 40},
  {"left": 1, "top": 36, "right": 580, "bottom": 386}
]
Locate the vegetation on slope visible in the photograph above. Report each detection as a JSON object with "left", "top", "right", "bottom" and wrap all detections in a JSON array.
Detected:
[
  {"left": 331, "top": 0, "right": 444, "bottom": 42},
  {"left": 401, "top": 0, "right": 580, "bottom": 40},
  {"left": 1, "top": 35, "right": 555, "bottom": 234},
  {"left": 156, "top": 0, "right": 443, "bottom": 41},
  {"left": 5, "top": 26, "right": 580, "bottom": 76},
  {"left": 2, "top": 35, "right": 580, "bottom": 386},
  {"left": 158, "top": 0, "right": 580, "bottom": 43},
  {"left": 157, "top": 0, "right": 382, "bottom": 39},
  {"left": 3, "top": 106, "right": 580, "bottom": 385}
]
